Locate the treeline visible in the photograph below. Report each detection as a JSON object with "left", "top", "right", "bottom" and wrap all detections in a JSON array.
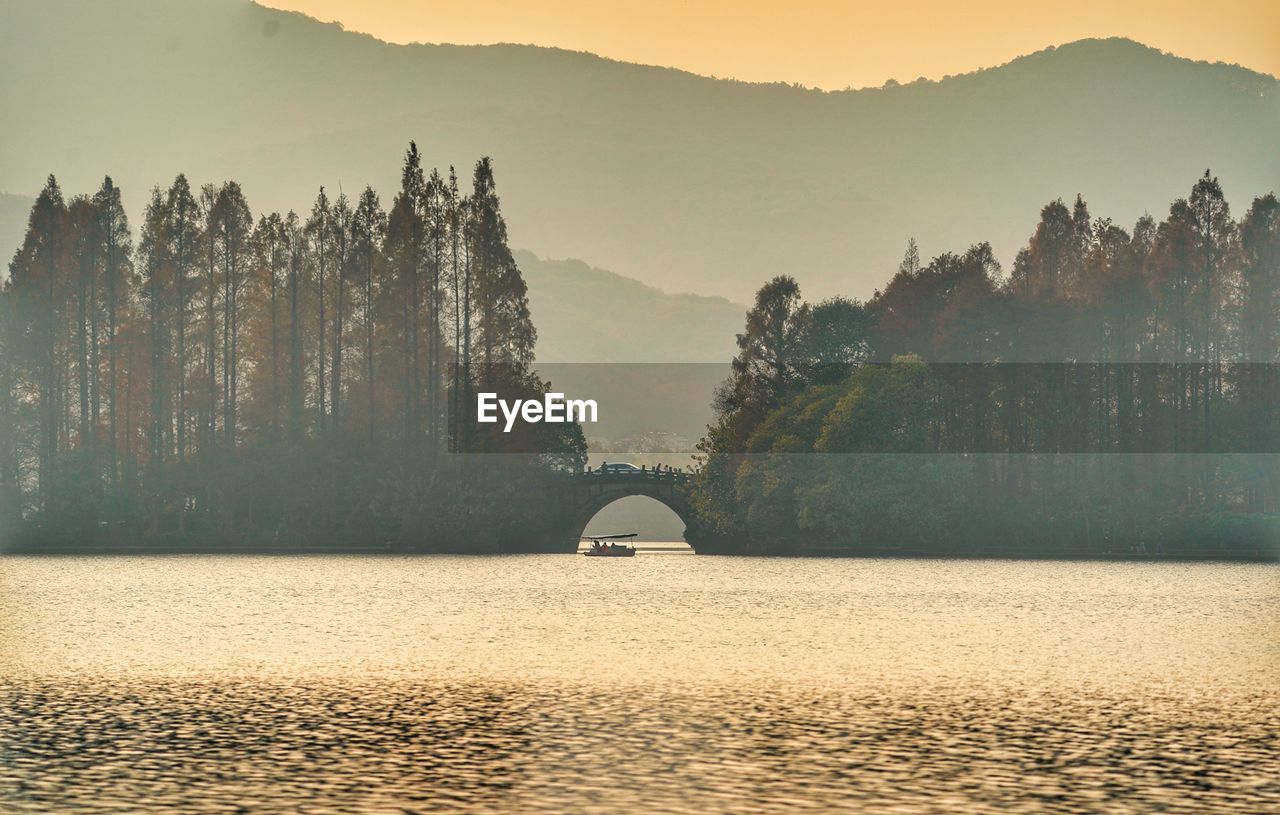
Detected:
[
  {"left": 0, "top": 144, "right": 584, "bottom": 550},
  {"left": 691, "top": 172, "right": 1279, "bottom": 557}
]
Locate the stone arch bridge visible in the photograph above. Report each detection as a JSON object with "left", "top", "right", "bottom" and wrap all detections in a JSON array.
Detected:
[{"left": 538, "top": 467, "right": 693, "bottom": 553}]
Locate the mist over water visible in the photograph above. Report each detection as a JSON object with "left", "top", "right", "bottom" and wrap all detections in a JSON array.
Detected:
[{"left": 1, "top": 554, "right": 1276, "bottom": 813}]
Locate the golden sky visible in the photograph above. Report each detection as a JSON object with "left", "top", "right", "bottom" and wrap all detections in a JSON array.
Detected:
[{"left": 265, "top": 0, "right": 1279, "bottom": 89}]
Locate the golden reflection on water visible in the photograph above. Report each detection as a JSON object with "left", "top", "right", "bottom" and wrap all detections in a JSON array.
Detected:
[{"left": 1, "top": 554, "right": 1277, "bottom": 813}]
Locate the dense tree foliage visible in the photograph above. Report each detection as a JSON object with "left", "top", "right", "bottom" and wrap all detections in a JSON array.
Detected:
[
  {"left": 691, "top": 173, "right": 1280, "bottom": 557},
  {"left": 0, "top": 146, "right": 585, "bottom": 550}
]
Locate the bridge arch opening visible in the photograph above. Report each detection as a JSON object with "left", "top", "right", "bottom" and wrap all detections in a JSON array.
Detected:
[{"left": 579, "top": 495, "right": 691, "bottom": 550}]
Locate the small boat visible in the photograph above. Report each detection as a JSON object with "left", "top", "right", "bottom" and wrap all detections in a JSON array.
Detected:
[{"left": 582, "top": 533, "right": 638, "bottom": 557}]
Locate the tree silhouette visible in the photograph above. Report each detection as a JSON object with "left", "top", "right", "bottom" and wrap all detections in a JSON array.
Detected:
[
  {"left": 691, "top": 171, "right": 1280, "bottom": 556},
  {"left": 0, "top": 145, "right": 582, "bottom": 551}
]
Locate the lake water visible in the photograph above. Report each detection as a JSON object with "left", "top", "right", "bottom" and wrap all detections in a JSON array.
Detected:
[{"left": 1, "top": 549, "right": 1276, "bottom": 813}]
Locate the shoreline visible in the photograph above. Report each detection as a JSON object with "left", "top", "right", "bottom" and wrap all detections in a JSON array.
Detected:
[{"left": 2, "top": 542, "right": 1274, "bottom": 562}]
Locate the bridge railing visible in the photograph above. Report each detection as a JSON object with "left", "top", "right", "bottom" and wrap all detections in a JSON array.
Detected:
[{"left": 577, "top": 467, "right": 690, "bottom": 485}]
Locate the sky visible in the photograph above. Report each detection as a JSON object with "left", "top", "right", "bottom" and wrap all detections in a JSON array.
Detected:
[{"left": 265, "top": 0, "right": 1279, "bottom": 89}]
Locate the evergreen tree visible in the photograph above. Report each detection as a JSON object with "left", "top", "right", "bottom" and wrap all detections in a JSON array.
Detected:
[
  {"left": 350, "top": 187, "right": 385, "bottom": 439},
  {"left": 161, "top": 177, "right": 191, "bottom": 467},
  {"left": 8, "top": 176, "right": 68, "bottom": 507},
  {"left": 212, "top": 182, "right": 252, "bottom": 453},
  {"left": 466, "top": 158, "right": 534, "bottom": 391}
]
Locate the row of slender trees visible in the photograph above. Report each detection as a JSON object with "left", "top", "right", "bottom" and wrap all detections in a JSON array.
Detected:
[
  {"left": 690, "top": 172, "right": 1279, "bottom": 556},
  {"left": 0, "top": 145, "right": 582, "bottom": 547}
]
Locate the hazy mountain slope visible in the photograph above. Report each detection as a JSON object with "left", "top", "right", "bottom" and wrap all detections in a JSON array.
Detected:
[
  {"left": 519, "top": 252, "right": 743, "bottom": 362},
  {"left": 2, "top": 0, "right": 1276, "bottom": 300},
  {"left": 0, "top": 194, "right": 740, "bottom": 362}
]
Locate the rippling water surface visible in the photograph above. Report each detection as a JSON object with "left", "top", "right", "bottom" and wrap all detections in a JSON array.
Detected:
[{"left": 1, "top": 550, "right": 1277, "bottom": 813}]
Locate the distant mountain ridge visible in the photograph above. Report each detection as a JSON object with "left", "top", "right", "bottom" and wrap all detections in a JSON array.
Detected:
[
  {"left": 519, "top": 252, "right": 743, "bottom": 362},
  {"left": 2, "top": 0, "right": 1276, "bottom": 301}
]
